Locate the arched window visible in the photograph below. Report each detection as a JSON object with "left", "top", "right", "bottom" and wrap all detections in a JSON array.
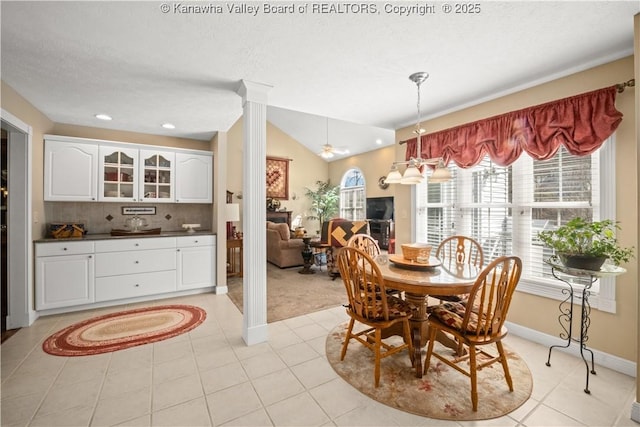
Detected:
[{"left": 340, "top": 168, "right": 365, "bottom": 220}]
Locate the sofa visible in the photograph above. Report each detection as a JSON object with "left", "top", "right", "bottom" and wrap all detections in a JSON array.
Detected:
[{"left": 266, "top": 221, "right": 305, "bottom": 268}]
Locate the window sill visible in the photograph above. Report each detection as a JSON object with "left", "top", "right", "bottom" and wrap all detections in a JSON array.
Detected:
[{"left": 517, "top": 277, "right": 616, "bottom": 313}]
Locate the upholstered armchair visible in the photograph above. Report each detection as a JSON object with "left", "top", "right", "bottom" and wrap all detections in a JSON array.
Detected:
[
  {"left": 319, "top": 219, "right": 370, "bottom": 278},
  {"left": 266, "top": 221, "right": 305, "bottom": 268}
]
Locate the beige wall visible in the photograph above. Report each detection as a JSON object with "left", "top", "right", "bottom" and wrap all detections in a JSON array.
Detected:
[
  {"left": 329, "top": 145, "right": 396, "bottom": 199},
  {"left": 333, "top": 56, "right": 637, "bottom": 362},
  {"left": 226, "top": 118, "right": 329, "bottom": 234}
]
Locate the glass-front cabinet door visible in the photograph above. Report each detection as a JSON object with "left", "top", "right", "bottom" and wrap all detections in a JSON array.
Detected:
[
  {"left": 99, "top": 146, "right": 138, "bottom": 201},
  {"left": 140, "top": 150, "right": 175, "bottom": 202}
]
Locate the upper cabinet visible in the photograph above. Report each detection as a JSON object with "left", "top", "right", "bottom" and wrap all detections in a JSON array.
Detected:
[
  {"left": 45, "top": 135, "right": 212, "bottom": 203},
  {"left": 175, "top": 153, "right": 213, "bottom": 203},
  {"left": 44, "top": 141, "right": 99, "bottom": 201},
  {"left": 99, "top": 145, "right": 139, "bottom": 202},
  {"left": 140, "top": 150, "right": 175, "bottom": 203}
]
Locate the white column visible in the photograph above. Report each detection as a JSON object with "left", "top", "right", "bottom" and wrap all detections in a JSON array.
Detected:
[{"left": 237, "top": 80, "right": 271, "bottom": 345}]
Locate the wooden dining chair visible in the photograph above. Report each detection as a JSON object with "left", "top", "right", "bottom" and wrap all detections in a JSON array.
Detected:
[
  {"left": 435, "top": 235, "right": 484, "bottom": 303},
  {"left": 346, "top": 233, "right": 381, "bottom": 258},
  {"left": 345, "top": 233, "right": 401, "bottom": 297},
  {"left": 336, "top": 246, "right": 415, "bottom": 387},
  {"left": 436, "top": 235, "right": 484, "bottom": 269},
  {"left": 423, "top": 255, "right": 522, "bottom": 411}
]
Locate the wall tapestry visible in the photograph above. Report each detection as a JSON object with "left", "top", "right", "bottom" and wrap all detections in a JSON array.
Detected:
[{"left": 266, "top": 156, "right": 289, "bottom": 199}]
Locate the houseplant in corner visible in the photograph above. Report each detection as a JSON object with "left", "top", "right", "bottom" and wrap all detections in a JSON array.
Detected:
[
  {"left": 304, "top": 180, "right": 340, "bottom": 234},
  {"left": 537, "top": 217, "right": 634, "bottom": 271}
]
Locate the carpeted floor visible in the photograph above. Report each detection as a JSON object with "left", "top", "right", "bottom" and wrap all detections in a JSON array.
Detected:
[
  {"left": 326, "top": 322, "right": 532, "bottom": 421},
  {"left": 226, "top": 263, "right": 347, "bottom": 322}
]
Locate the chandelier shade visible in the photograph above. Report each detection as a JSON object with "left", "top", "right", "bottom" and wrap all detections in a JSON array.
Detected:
[{"left": 428, "top": 160, "right": 452, "bottom": 183}]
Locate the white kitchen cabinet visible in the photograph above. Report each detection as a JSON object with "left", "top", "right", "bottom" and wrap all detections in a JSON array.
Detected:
[
  {"left": 175, "top": 153, "right": 213, "bottom": 203},
  {"left": 176, "top": 235, "right": 215, "bottom": 290},
  {"left": 44, "top": 139, "right": 99, "bottom": 201},
  {"left": 139, "top": 150, "right": 175, "bottom": 203},
  {"left": 35, "top": 233, "right": 216, "bottom": 314},
  {"left": 99, "top": 145, "right": 139, "bottom": 202},
  {"left": 44, "top": 135, "right": 213, "bottom": 204},
  {"left": 35, "top": 241, "right": 95, "bottom": 310}
]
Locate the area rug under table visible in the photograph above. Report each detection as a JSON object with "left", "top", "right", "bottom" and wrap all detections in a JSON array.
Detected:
[
  {"left": 43, "top": 304, "right": 206, "bottom": 357},
  {"left": 326, "top": 323, "right": 532, "bottom": 421}
]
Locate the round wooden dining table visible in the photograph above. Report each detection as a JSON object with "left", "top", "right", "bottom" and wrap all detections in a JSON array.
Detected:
[{"left": 376, "top": 255, "right": 480, "bottom": 377}]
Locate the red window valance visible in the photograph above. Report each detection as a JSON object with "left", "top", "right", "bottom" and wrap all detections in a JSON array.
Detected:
[{"left": 405, "top": 86, "right": 623, "bottom": 168}]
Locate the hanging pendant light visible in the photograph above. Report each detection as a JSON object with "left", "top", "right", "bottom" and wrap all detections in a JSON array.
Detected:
[
  {"left": 385, "top": 163, "right": 403, "bottom": 184},
  {"left": 386, "top": 72, "right": 451, "bottom": 185}
]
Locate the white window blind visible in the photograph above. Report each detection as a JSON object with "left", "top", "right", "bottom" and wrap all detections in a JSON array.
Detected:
[{"left": 415, "top": 137, "right": 616, "bottom": 311}]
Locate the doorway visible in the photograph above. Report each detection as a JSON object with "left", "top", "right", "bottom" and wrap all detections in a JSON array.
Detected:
[
  {"left": 1, "top": 109, "right": 34, "bottom": 334},
  {"left": 1, "top": 129, "right": 8, "bottom": 340}
]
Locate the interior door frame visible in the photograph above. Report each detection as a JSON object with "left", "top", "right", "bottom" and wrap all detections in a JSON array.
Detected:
[{"left": 1, "top": 109, "right": 34, "bottom": 328}]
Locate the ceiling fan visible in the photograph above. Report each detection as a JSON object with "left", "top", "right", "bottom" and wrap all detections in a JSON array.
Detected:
[
  {"left": 318, "top": 118, "right": 349, "bottom": 159},
  {"left": 319, "top": 143, "right": 349, "bottom": 159}
]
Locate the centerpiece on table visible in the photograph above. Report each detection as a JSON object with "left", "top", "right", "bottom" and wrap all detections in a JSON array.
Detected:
[{"left": 537, "top": 217, "right": 634, "bottom": 271}]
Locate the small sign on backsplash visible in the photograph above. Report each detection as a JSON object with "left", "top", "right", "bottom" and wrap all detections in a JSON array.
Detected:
[{"left": 122, "top": 206, "right": 156, "bottom": 215}]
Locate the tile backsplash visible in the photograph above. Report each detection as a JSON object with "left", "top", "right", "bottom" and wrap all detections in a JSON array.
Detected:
[{"left": 44, "top": 202, "right": 213, "bottom": 235}]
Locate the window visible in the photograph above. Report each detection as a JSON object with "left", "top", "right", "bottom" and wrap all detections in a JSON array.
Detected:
[
  {"left": 414, "top": 137, "right": 617, "bottom": 312},
  {"left": 340, "top": 168, "right": 365, "bottom": 220}
]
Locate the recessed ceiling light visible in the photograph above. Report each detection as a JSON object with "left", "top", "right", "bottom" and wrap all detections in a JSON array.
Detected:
[
  {"left": 375, "top": 139, "right": 382, "bottom": 145},
  {"left": 162, "top": 123, "right": 175, "bottom": 129},
  {"left": 95, "top": 114, "right": 112, "bottom": 121}
]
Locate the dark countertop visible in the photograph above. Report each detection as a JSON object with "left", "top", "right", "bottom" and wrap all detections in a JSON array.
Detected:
[{"left": 35, "top": 230, "right": 216, "bottom": 243}]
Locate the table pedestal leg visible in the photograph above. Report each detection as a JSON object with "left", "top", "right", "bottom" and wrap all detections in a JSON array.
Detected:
[{"left": 403, "top": 293, "right": 428, "bottom": 377}]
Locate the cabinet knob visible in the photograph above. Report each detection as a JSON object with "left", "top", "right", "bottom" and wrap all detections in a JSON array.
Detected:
[
  {"left": 194, "top": 240, "right": 198, "bottom": 243},
  {"left": 88, "top": 255, "right": 92, "bottom": 259},
  {"left": 135, "top": 260, "right": 139, "bottom": 264},
  {"left": 63, "top": 247, "right": 67, "bottom": 251},
  {"left": 135, "top": 243, "right": 139, "bottom": 247},
  {"left": 135, "top": 284, "right": 140, "bottom": 287},
  {"left": 177, "top": 249, "right": 180, "bottom": 252}
]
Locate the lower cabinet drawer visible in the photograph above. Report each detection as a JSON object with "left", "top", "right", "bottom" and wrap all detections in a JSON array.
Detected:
[
  {"left": 95, "top": 249, "right": 176, "bottom": 277},
  {"left": 95, "top": 270, "right": 176, "bottom": 302}
]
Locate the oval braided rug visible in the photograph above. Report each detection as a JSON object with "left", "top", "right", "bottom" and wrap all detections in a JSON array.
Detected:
[
  {"left": 43, "top": 305, "right": 206, "bottom": 357},
  {"left": 326, "top": 323, "right": 532, "bottom": 421}
]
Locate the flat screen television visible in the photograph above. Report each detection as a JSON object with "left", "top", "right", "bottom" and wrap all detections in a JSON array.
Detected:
[{"left": 366, "top": 197, "right": 394, "bottom": 220}]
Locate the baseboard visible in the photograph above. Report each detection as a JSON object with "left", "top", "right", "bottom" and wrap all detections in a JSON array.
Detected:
[
  {"left": 630, "top": 401, "right": 640, "bottom": 423},
  {"left": 506, "top": 321, "right": 636, "bottom": 377}
]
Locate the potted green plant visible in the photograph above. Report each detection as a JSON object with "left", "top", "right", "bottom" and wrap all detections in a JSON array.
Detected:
[
  {"left": 537, "top": 217, "right": 634, "bottom": 270},
  {"left": 304, "top": 180, "right": 340, "bottom": 233}
]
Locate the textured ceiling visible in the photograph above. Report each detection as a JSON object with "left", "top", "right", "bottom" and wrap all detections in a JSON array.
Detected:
[{"left": 1, "top": 1, "right": 638, "bottom": 160}]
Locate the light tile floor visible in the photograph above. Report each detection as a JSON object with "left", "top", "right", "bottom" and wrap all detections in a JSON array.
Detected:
[{"left": 1, "top": 292, "right": 636, "bottom": 427}]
